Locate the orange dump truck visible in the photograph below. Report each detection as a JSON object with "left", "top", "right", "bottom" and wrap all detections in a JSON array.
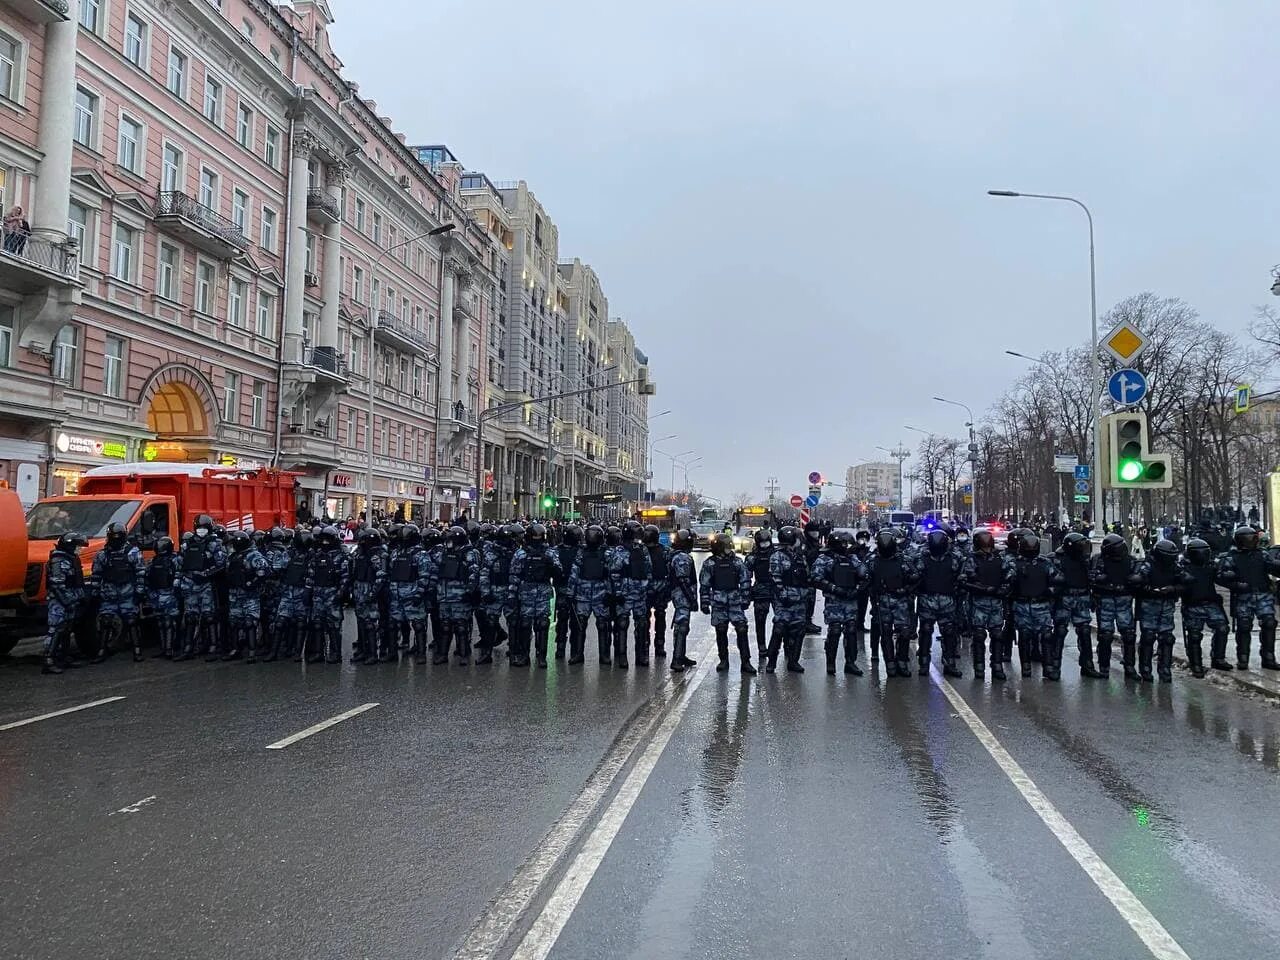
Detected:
[{"left": 2, "top": 464, "right": 298, "bottom": 650}]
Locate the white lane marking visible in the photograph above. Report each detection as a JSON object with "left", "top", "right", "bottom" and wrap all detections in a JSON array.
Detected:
[
  {"left": 930, "top": 669, "right": 1192, "bottom": 960},
  {"left": 451, "top": 629, "right": 716, "bottom": 960},
  {"left": 265, "top": 702, "right": 379, "bottom": 749},
  {"left": 0, "top": 696, "right": 127, "bottom": 731},
  {"left": 508, "top": 639, "right": 717, "bottom": 960},
  {"left": 109, "top": 795, "right": 157, "bottom": 816}
]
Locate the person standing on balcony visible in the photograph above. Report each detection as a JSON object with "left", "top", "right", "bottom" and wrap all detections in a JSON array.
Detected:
[{"left": 3, "top": 206, "right": 30, "bottom": 255}]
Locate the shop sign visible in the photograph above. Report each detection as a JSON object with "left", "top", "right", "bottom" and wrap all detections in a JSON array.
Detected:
[
  {"left": 333, "top": 474, "right": 353, "bottom": 487},
  {"left": 55, "top": 432, "right": 126, "bottom": 459},
  {"left": 415, "top": 485, "right": 427, "bottom": 496}
]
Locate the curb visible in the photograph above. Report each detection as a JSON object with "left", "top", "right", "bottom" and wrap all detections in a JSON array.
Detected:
[{"left": 1170, "top": 643, "right": 1280, "bottom": 704}]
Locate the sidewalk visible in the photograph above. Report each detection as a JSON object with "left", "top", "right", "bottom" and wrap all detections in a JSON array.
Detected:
[{"left": 1170, "top": 635, "right": 1280, "bottom": 703}]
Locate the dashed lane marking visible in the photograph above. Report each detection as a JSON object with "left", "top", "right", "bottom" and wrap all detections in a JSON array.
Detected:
[
  {"left": 0, "top": 696, "right": 127, "bottom": 731},
  {"left": 265, "top": 702, "right": 379, "bottom": 749}
]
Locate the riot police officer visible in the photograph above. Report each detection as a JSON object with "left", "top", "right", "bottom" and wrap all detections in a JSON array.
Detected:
[
  {"left": 1091, "top": 532, "right": 1138, "bottom": 680},
  {"left": 810, "top": 529, "right": 866, "bottom": 676},
  {"left": 1180, "top": 538, "right": 1226, "bottom": 676},
  {"left": 555, "top": 524, "right": 583, "bottom": 662},
  {"left": 960, "top": 529, "right": 1012, "bottom": 680},
  {"left": 767, "top": 526, "right": 810, "bottom": 674},
  {"left": 1216, "top": 525, "right": 1280, "bottom": 670},
  {"left": 1134, "top": 539, "right": 1182, "bottom": 681},
  {"left": 667, "top": 528, "right": 699, "bottom": 672},
  {"left": 1011, "top": 529, "right": 1059, "bottom": 680},
  {"left": 143, "top": 537, "right": 181, "bottom": 659},
  {"left": 274, "top": 529, "right": 313, "bottom": 662},
  {"left": 699, "top": 533, "right": 756, "bottom": 674},
  {"left": 510, "top": 523, "right": 563, "bottom": 667},
  {"left": 479, "top": 524, "right": 518, "bottom": 661},
  {"left": 307, "top": 526, "right": 349, "bottom": 664},
  {"left": 430, "top": 525, "right": 481, "bottom": 664},
  {"left": 744, "top": 529, "right": 776, "bottom": 663},
  {"left": 802, "top": 521, "right": 823, "bottom": 634},
  {"left": 615, "top": 520, "right": 654, "bottom": 667},
  {"left": 912, "top": 528, "right": 964, "bottom": 678},
  {"left": 570, "top": 525, "right": 616, "bottom": 665},
  {"left": 866, "top": 528, "right": 917, "bottom": 677},
  {"left": 1053, "top": 532, "right": 1103, "bottom": 679},
  {"left": 176, "top": 515, "right": 226, "bottom": 661},
  {"left": 225, "top": 530, "right": 269, "bottom": 661},
  {"left": 259, "top": 527, "right": 291, "bottom": 647},
  {"left": 387, "top": 525, "right": 430, "bottom": 663},
  {"left": 42, "top": 533, "right": 87, "bottom": 674},
  {"left": 644, "top": 524, "right": 673, "bottom": 661},
  {"left": 350, "top": 528, "right": 389, "bottom": 664},
  {"left": 92, "top": 522, "right": 144, "bottom": 662}
]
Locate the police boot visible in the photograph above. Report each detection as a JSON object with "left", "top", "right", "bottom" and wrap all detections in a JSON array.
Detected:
[
  {"left": 1077, "top": 625, "right": 1103, "bottom": 678},
  {"left": 880, "top": 631, "right": 899, "bottom": 676},
  {"left": 869, "top": 612, "right": 881, "bottom": 663},
  {"left": 1210, "top": 628, "right": 1233, "bottom": 671},
  {"left": 1094, "top": 631, "right": 1112, "bottom": 678},
  {"left": 535, "top": 624, "right": 550, "bottom": 668},
  {"left": 1002, "top": 619, "right": 1016, "bottom": 664},
  {"left": 511, "top": 623, "right": 531, "bottom": 667},
  {"left": 894, "top": 631, "right": 912, "bottom": 678},
  {"left": 42, "top": 643, "right": 64, "bottom": 674},
  {"left": 1236, "top": 620, "right": 1252, "bottom": 670},
  {"left": 736, "top": 624, "right": 757, "bottom": 675},
  {"left": 432, "top": 624, "right": 451, "bottom": 665},
  {"left": 1121, "top": 632, "right": 1139, "bottom": 681},
  {"left": 1259, "top": 621, "right": 1279, "bottom": 670},
  {"left": 244, "top": 625, "right": 260, "bottom": 664},
  {"left": 222, "top": 624, "right": 242, "bottom": 661},
  {"left": 324, "top": 626, "right": 342, "bottom": 663},
  {"left": 987, "top": 631, "right": 1006, "bottom": 680},
  {"left": 613, "top": 617, "right": 629, "bottom": 669},
  {"left": 456, "top": 623, "right": 473, "bottom": 665},
  {"left": 131, "top": 624, "right": 145, "bottom": 663},
  {"left": 305, "top": 626, "right": 325, "bottom": 663},
  {"left": 264, "top": 623, "right": 284, "bottom": 663},
  {"left": 206, "top": 620, "right": 224, "bottom": 662},
  {"left": 568, "top": 617, "right": 586, "bottom": 665},
  {"left": 825, "top": 625, "right": 840, "bottom": 675},
  {"left": 597, "top": 620, "right": 613, "bottom": 666},
  {"left": 91, "top": 618, "right": 114, "bottom": 665},
  {"left": 785, "top": 629, "right": 806, "bottom": 673},
  {"left": 653, "top": 609, "right": 668, "bottom": 660},
  {"left": 349, "top": 622, "right": 367, "bottom": 665},
  {"left": 917, "top": 630, "right": 932, "bottom": 674},
  {"left": 409, "top": 623, "right": 427, "bottom": 664},
  {"left": 670, "top": 626, "right": 688, "bottom": 673},
  {"left": 1029, "top": 632, "right": 1042, "bottom": 663},
  {"left": 942, "top": 635, "right": 963, "bottom": 679},
  {"left": 635, "top": 619, "right": 651, "bottom": 667},
  {"left": 1018, "top": 633, "right": 1033, "bottom": 678},
  {"left": 1157, "top": 634, "right": 1174, "bottom": 682},
  {"left": 1041, "top": 631, "right": 1055, "bottom": 680},
  {"left": 971, "top": 633, "right": 986, "bottom": 680},
  {"left": 476, "top": 619, "right": 495, "bottom": 664},
  {"left": 765, "top": 628, "right": 784, "bottom": 673},
  {"left": 714, "top": 624, "right": 731, "bottom": 672},
  {"left": 1137, "top": 632, "right": 1155, "bottom": 682},
  {"left": 1186, "top": 631, "right": 1207, "bottom": 678},
  {"left": 843, "top": 626, "right": 863, "bottom": 676}
]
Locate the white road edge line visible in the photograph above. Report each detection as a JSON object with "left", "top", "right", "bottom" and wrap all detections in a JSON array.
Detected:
[
  {"left": 507, "top": 638, "right": 717, "bottom": 960},
  {"left": 930, "top": 668, "right": 1192, "bottom": 960},
  {"left": 265, "top": 702, "right": 379, "bottom": 750},
  {"left": 0, "top": 695, "right": 127, "bottom": 731},
  {"left": 109, "top": 795, "right": 157, "bottom": 816}
]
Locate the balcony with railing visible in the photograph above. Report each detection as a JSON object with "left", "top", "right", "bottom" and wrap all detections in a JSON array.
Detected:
[
  {"left": 155, "top": 191, "right": 248, "bottom": 258},
  {"left": 9, "top": 0, "right": 69, "bottom": 23},
  {"left": 454, "top": 289, "right": 476, "bottom": 318},
  {"left": 306, "top": 188, "right": 341, "bottom": 225},
  {"left": 0, "top": 231, "right": 79, "bottom": 293},
  {"left": 372, "top": 310, "right": 432, "bottom": 357}
]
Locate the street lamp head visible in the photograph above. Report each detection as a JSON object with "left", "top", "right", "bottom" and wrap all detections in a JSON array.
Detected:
[
  {"left": 429, "top": 223, "right": 457, "bottom": 237},
  {"left": 987, "top": 189, "right": 1020, "bottom": 197}
]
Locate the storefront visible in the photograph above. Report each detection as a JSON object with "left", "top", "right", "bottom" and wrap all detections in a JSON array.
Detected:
[{"left": 49, "top": 430, "right": 135, "bottom": 495}]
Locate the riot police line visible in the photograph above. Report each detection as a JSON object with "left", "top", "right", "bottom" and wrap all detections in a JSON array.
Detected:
[{"left": 36, "top": 513, "right": 1280, "bottom": 683}]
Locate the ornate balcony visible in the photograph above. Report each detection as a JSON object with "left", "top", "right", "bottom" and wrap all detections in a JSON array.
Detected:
[
  {"left": 9, "top": 0, "right": 70, "bottom": 23},
  {"left": 0, "top": 233, "right": 79, "bottom": 294},
  {"left": 372, "top": 310, "right": 433, "bottom": 357},
  {"left": 306, "top": 188, "right": 341, "bottom": 225},
  {"left": 155, "top": 191, "right": 247, "bottom": 259}
]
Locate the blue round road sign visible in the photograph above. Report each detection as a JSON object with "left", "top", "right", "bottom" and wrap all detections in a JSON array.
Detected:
[
  {"left": 1107, "top": 368, "right": 1148, "bottom": 406},
  {"left": 804, "top": 494, "right": 820, "bottom": 508}
]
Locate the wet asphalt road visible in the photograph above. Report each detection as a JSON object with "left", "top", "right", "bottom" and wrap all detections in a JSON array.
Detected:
[{"left": 3, "top": 595, "right": 1279, "bottom": 960}]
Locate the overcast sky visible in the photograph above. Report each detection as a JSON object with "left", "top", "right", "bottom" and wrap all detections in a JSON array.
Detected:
[{"left": 331, "top": 0, "right": 1279, "bottom": 503}]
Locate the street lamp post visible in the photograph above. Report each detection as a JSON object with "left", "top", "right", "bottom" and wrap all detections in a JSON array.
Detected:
[
  {"left": 988, "top": 189, "right": 1102, "bottom": 530},
  {"left": 645, "top": 433, "right": 677, "bottom": 503},
  {"left": 362, "top": 222, "right": 455, "bottom": 523},
  {"left": 934, "top": 396, "right": 977, "bottom": 526},
  {"left": 877, "top": 444, "right": 912, "bottom": 509}
]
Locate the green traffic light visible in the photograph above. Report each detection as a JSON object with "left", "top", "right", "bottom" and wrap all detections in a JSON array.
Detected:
[{"left": 1118, "top": 459, "right": 1143, "bottom": 482}]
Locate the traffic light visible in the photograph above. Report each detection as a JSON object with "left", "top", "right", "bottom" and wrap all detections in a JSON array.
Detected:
[
  {"left": 540, "top": 492, "right": 556, "bottom": 510},
  {"left": 1101, "top": 412, "right": 1171, "bottom": 489}
]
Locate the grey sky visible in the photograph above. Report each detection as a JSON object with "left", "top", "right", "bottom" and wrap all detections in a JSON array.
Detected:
[{"left": 332, "top": 0, "right": 1278, "bottom": 503}]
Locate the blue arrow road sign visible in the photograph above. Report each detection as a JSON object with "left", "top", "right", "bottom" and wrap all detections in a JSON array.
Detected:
[
  {"left": 804, "top": 495, "right": 820, "bottom": 508},
  {"left": 1074, "top": 464, "right": 1090, "bottom": 481},
  {"left": 1074, "top": 480, "right": 1090, "bottom": 495},
  {"left": 1107, "top": 368, "right": 1148, "bottom": 406}
]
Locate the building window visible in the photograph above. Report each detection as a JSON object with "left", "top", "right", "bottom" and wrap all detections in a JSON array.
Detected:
[
  {"left": 103, "top": 335, "right": 124, "bottom": 398},
  {"left": 236, "top": 103, "right": 253, "bottom": 149},
  {"left": 124, "top": 14, "right": 147, "bottom": 67},
  {"left": 352, "top": 265, "right": 364, "bottom": 303},
  {"left": 354, "top": 197, "right": 365, "bottom": 233},
  {"left": 223, "top": 371, "right": 239, "bottom": 423},
  {"left": 74, "top": 87, "right": 97, "bottom": 147},
  {"left": 199, "top": 169, "right": 218, "bottom": 210},
  {"left": 0, "top": 30, "right": 21, "bottom": 103},
  {"left": 260, "top": 206, "right": 277, "bottom": 251},
  {"left": 348, "top": 335, "right": 360, "bottom": 374},
  {"left": 240, "top": 18, "right": 254, "bottom": 39},
  {"left": 346, "top": 408, "right": 356, "bottom": 446},
  {"left": 231, "top": 189, "right": 248, "bottom": 233},
  {"left": 67, "top": 202, "right": 89, "bottom": 253},
  {"left": 256, "top": 291, "right": 274, "bottom": 337},
  {"left": 251, "top": 380, "right": 266, "bottom": 428},
  {"left": 53, "top": 325, "right": 78, "bottom": 382},
  {"left": 157, "top": 242, "right": 180, "bottom": 300},
  {"left": 117, "top": 116, "right": 143, "bottom": 174},
  {"left": 202, "top": 74, "right": 222, "bottom": 124},
  {"left": 0, "top": 310, "right": 12, "bottom": 368},
  {"left": 269, "top": 46, "right": 281, "bottom": 69},
  {"left": 228, "top": 277, "right": 247, "bottom": 327},
  {"left": 78, "top": 0, "right": 101, "bottom": 33},
  {"left": 161, "top": 143, "right": 183, "bottom": 193},
  {"left": 167, "top": 48, "right": 187, "bottom": 97},
  {"left": 371, "top": 212, "right": 382, "bottom": 244},
  {"left": 265, "top": 125, "right": 280, "bottom": 169},
  {"left": 195, "top": 260, "right": 215, "bottom": 313},
  {"left": 304, "top": 233, "right": 315, "bottom": 274},
  {"left": 111, "top": 223, "right": 136, "bottom": 282}
]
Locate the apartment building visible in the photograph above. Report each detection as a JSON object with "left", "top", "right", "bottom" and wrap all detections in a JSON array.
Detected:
[{"left": 847, "top": 461, "right": 901, "bottom": 504}]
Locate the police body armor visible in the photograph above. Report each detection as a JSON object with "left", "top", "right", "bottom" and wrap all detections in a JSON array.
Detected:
[
  {"left": 1233, "top": 551, "right": 1271, "bottom": 592},
  {"left": 102, "top": 550, "right": 136, "bottom": 586},
  {"left": 146, "top": 556, "right": 177, "bottom": 591},
  {"left": 522, "top": 549, "right": 552, "bottom": 585},
  {"left": 649, "top": 546, "right": 669, "bottom": 580},
  {"left": 974, "top": 555, "right": 1005, "bottom": 591},
  {"left": 626, "top": 546, "right": 650, "bottom": 581},
  {"left": 921, "top": 556, "right": 955, "bottom": 596},
  {"left": 311, "top": 554, "right": 339, "bottom": 588},
  {"left": 830, "top": 559, "right": 859, "bottom": 592},
  {"left": 578, "top": 549, "right": 606, "bottom": 582},
  {"left": 55, "top": 553, "right": 85, "bottom": 590},
  {"left": 1059, "top": 556, "right": 1089, "bottom": 592},
  {"left": 1016, "top": 559, "right": 1050, "bottom": 600},
  {"left": 874, "top": 556, "right": 906, "bottom": 594},
  {"left": 282, "top": 555, "right": 307, "bottom": 587},
  {"left": 780, "top": 552, "right": 807, "bottom": 589},
  {"left": 557, "top": 546, "right": 578, "bottom": 583},
  {"left": 440, "top": 550, "right": 468, "bottom": 582},
  {"left": 389, "top": 551, "right": 417, "bottom": 583},
  {"left": 490, "top": 549, "right": 512, "bottom": 588},
  {"left": 711, "top": 558, "right": 738, "bottom": 592},
  {"left": 354, "top": 554, "right": 382, "bottom": 584},
  {"left": 751, "top": 550, "right": 774, "bottom": 585},
  {"left": 1145, "top": 562, "right": 1178, "bottom": 596},
  {"left": 1102, "top": 556, "right": 1131, "bottom": 589},
  {"left": 1184, "top": 566, "right": 1220, "bottom": 604},
  {"left": 181, "top": 544, "right": 208, "bottom": 574},
  {"left": 226, "top": 556, "right": 250, "bottom": 588}
]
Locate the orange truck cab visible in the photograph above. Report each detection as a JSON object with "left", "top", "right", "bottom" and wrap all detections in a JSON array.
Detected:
[{"left": 11, "top": 463, "right": 298, "bottom": 639}]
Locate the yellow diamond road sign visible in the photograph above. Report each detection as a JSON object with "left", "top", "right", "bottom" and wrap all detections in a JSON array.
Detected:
[{"left": 1102, "top": 322, "right": 1148, "bottom": 364}]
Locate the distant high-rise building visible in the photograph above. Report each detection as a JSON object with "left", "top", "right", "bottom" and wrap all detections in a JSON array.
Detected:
[{"left": 847, "top": 461, "right": 902, "bottom": 504}]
